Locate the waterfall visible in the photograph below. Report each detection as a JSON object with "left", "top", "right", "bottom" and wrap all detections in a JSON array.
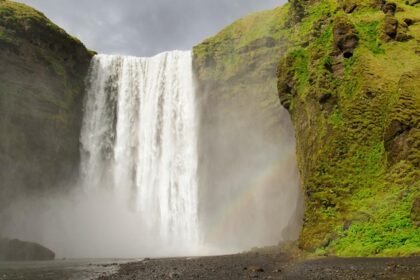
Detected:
[
  {"left": 80, "top": 51, "right": 199, "bottom": 251},
  {"left": 76, "top": 49, "right": 302, "bottom": 257}
]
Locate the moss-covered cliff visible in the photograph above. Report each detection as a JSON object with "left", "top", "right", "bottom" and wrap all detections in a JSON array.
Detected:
[
  {"left": 278, "top": 0, "right": 420, "bottom": 256},
  {"left": 194, "top": 0, "right": 419, "bottom": 256},
  {"left": 0, "top": 0, "right": 93, "bottom": 208}
]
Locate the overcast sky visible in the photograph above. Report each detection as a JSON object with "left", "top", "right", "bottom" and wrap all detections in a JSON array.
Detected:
[{"left": 16, "top": 0, "right": 285, "bottom": 56}]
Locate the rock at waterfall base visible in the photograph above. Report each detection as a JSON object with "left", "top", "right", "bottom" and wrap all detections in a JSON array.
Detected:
[{"left": 0, "top": 238, "right": 55, "bottom": 261}]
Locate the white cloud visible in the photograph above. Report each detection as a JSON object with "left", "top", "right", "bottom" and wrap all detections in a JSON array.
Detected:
[{"left": 15, "top": 0, "right": 286, "bottom": 56}]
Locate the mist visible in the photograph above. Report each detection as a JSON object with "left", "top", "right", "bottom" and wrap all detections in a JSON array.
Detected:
[
  {"left": 0, "top": 50, "right": 303, "bottom": 258},
  {"left": 196, "top": 80, "right": 303, "bottom": 253},
  {"left": 1, "top": 187, "right": 157, "bottom": 258}
]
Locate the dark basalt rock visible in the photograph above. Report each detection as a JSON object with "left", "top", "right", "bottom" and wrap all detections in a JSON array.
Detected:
[
  {"left": 0, "top": 238, "right": 55, "bottom": 261},
  {"left": 382, "top": 2, "right": 397, "bottom": 15},
  {"left": 287, "top": 0, "right": 307, "bottom": 25},
  {"left": 277, "top": 55, "right": 296, "bottom": 111},
  {"left": 395, "top": 28, "right": 413, "bottom": 42},
  {"left": 333, "top": 18, "right": 359, "bottom": 58},
  {"left": 403, "top": 18, "right": 414, "bottom": 26},
  {"left": 384, "top": 120, "right": 407, "bottom": 143},
  {"left": 372, "top": 0, "right": 386, "bottom": 9},
  {"left": 319, "top": 92, "right": 332, "bottom": 104},
  {"left": 385, "top": 128, "right": 412, "bottom": 165},
  {"left": 384, "top": 119, "right": 414, "bottom": 165},
  {"left": 384, "top": 15, "right": 399, "bottom": 39},
  {"left": 341, "top": 0, "right": 358, "bottom": 13}
]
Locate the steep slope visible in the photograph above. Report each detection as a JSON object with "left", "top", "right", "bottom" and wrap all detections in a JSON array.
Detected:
[
  {"left": 193, "top": 7, "right": 304, "bottom": 247},
  {"left": 278, "top": 0, "right": 420, "bottom": 256},
  {"left": 0, "top": 0, "right": 93, "bottom": 209},
  {"left": 194, "top": 0, "right": 419, "bottom": 256}
]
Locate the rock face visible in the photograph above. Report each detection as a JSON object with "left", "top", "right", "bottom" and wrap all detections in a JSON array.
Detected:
[
  {"left": 277, "top": 0, "right": 420, "bottom": 255},
  {"left": 195, "top": 0, "right": 419, "bottom": 256},
  {"left": 0, "top": 0, "right": 93, "bottom": 210},
  {"left": 0, "top": 0, "right": 418, "bottom": 258},
  {"left": 333, "top": 17, "right": 359, "bottom": 58},
  {"left": 193, "top": 7, "right": 303, "bottom": 246},
  {"left": 0, "top": 238, "right": 55, "bottom": 261}
]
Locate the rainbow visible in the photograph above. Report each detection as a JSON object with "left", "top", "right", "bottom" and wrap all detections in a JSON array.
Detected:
[{"left": 203, "top": 148, "right": 298, "bottom": 244}]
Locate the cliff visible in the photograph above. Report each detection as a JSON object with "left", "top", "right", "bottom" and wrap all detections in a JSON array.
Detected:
[
  {"left": 0, "top": 0, "right": 93, "bottom": 208},
  {"left": 1, "top": 0, "right": 418, "bottom": 258},
  {"left": 194, "top": 0, "right": 420, "bottom": 256},
  {"left": 278, "top": 0, "right": 419, "bottom": 256},
  {"left": 193, "top": 6, "right": 304, "bottom": 246}
]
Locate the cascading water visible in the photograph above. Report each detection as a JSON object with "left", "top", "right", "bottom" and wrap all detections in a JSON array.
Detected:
[
  {"left": 72, "top": 49, "right": 302, "bottom": 257},
  {"left": 80, "top": 51, "right": 199, "bottom": 252},
  {"left": 0, "top": 49, "right": 302, "bottom": 258}
]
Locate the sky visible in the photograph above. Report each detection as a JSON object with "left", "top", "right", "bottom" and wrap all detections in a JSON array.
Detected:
[{"left": 16, "top": 0, "right": 286, "bottom": 56}]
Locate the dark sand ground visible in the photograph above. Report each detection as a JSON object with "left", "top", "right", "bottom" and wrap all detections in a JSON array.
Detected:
[{"left": 99, "top": 253, "right": 420, "bottom": 280}]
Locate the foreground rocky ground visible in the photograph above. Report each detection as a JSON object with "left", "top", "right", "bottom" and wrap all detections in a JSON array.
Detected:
[{"left": 99, "top": 253, "right": 420, "bottom": 280}]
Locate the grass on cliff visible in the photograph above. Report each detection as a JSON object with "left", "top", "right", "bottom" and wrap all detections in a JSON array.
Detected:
[
  {"left": 281, "top": 0, "right": 420, "bottom": 256},
  {"left": 0, "top": 0, "right": 92, "bottom": 127},
  {"left": 193, "top": 5, "right": 291, "bottom": 82}
]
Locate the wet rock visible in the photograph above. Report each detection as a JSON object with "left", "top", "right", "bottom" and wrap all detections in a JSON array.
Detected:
[
  {"left": 342, "top": 0, "right": 358, "bottom": 13},
  {"left": 311, "top": 18, "right": 332, "bottom": 39},
  {"left": 397, "top": 20, "right": 414, "bottom": 41},
  {"left": 395, "top": 28, "right": 413, "bottom": 42},
  {"left": 372, "top": 0, "right": 386, "bottom": 9},
  {"left": 0, "top": 238, "right": 55, "bottom": 261},
  {"left": 384, "top": 15, "right": 398, "bottom": 39},
  {"left": 319, "top": 92, "right": 332, "bottom": 104},
  {"left": 385, "top": 127, "right": 412, "bottom": 165},
  {"left": 288, "top": 0, "right": 307, "bottom": 24},
  {"left": 384, "top": 120, "right": 407, "bottom": 143},
  {"left": 382, "top": 2, "right": 397, "bottom": 15},
  {"left": 333, "top": 18, "right": 359, "bottom": 58},
  {"left": 403, "top": 18, "right": 414, "bottom": 26},
  {"left": 277, "top": 55, "right": 296, "bottom": 110}
]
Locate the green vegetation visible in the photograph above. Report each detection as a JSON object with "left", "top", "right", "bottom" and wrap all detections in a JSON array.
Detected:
[
  {"left": 1, "top": 0, "right": 418, "bottom": 257},
  {"left": 0, "top": 0, "right": 93, "bottom": 203},
  {"left": 195, "top": 0, "right": 419, "bottom": 257},
  {"left": 278, "top": 0, "right": 420, "bottom": 256},
  {"left": 193, "top": 5, "right": 291, "bottom": 83}
]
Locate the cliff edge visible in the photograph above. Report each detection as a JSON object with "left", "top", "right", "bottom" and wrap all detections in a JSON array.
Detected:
[{"left": 0, "top": 0, "right": 93, "bottom": 209}]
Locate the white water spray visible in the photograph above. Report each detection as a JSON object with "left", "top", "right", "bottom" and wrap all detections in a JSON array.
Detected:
[
  {"left": 80, "top": 51, "right": 199, "bottom": 252},
  {"left": 0, "top": 49, "right": 302, "bottom": 258}
]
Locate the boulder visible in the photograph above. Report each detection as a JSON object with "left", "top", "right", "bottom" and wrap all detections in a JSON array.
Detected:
[
  {"left": 0, "top": 238, "right": 55, "bottom": 261},
  {"left": 341, "top": 0, "right": 358, "bottom": 13},
  {"left": 384, "top": 15, "right": 399, "bottom": 39},
  {"left": 382, "top": 2, "right": 397, "bottom": 15},
  {"left": 333, "top": 18, "right": 359, "bottom": 58}
]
